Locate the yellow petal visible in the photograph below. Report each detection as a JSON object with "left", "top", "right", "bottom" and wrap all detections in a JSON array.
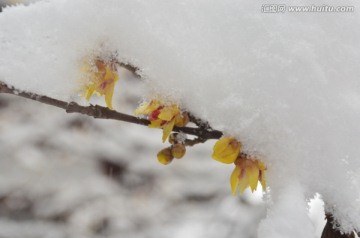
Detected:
[
  {"left": 135, "top": 102, "right": 152, "bottom": 115},
  {"left": 149, "top": 119, "right": 163, "bottom": 128},
  {"left": 104, "top": 84, "right": 115, "bottom": 110},
  {"left": 230, "top": 166, "right": 241, "bottom": 196},
  {"left": 247, "top": 162, "right": 260, "bottom": 192},
  {"left": 214, "top": 152, "right": 239, "bottom": 164},
  {"left": 219, "top": 146, "right": 240, "bottom": 159},
  {"left": 257, "top": 160, "right": 266, "bottom": 170},
  {"left": 162, "top": 119, "right": 175, "bottom": 142},
  {"left": 213, "top": 137, "right": 232, "bottom": 156},
  {"left": 259, "top": 170, "right": 266, "bottom": 190},
  {"left": 158, "top": 110, "right": 173, "bottom": 121},
  {"left": 235, "top": 165, "right": 250, "bottom": 194},
  {"left": 158, "top": 106, "right": 178, "bottom": 121},
  {"left": 104, "top": 65, "right": 119, "bottom": 82},
  {"left": 212, "top": 137, "right": 241, "bottom": 164},
  {"left": 85, "top": 86, "right": 95, "bottom": 101},
  {"left": 256, "top": 160, "right": 266, "bottom": 190},
  {"left": 135, "top": 100, "right": 161, "bottom": 115}
]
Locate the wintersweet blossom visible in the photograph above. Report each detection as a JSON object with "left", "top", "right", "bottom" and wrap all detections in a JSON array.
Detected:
[
  {"left": 82, "top": 59, "right": 119, "bottom": 109},
  {"left": 230, "top": 155, "right": 266, "bottom": 195},
  {"left": 212, "top": 137, "right": 241, "bottom": 164},
  {"left": 135, "top": 100, "right": 189, "bottom": 142}
]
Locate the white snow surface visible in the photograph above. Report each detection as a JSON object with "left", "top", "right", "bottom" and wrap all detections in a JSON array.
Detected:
[{"left": 1, "top": 0, "right": 360, "bottom": 237}]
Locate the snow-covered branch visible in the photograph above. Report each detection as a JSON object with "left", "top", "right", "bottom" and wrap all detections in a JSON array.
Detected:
[
  {"left": 321, "top": 214, "right": 356, "bottom": 238},
  {"left": 0, "top": 81, "right": 223, "bottom": 143}
]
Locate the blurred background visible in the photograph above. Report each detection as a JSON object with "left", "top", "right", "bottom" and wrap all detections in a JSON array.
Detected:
[{"left": 0, "top": 62, "right": 266, "bottom": 237}]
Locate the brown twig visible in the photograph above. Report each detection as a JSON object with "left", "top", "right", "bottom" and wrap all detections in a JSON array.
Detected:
[
  {"left": 188, "top": 112, "right": 211, "bottom": 130},
  {"left": 184, "top": 137, "right": 208, "bottom": 147},
  {"left": 321, "top": 214, "right": 355, "bottom": 238},
  {"left": 0, "top": 81, "right": 222, "bottom": 141},
  {"left": 115, "top": 61, "right": 141, "bottom": 77}
]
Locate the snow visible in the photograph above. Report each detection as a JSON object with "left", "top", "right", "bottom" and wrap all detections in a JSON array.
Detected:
[
  {"left": 1, "top": 0, "right": 360, "bottom": 237},
  {"left": 258, "top": 182, "right": 315, "bottom": 237},
  {"left": 309, "top": 194, "right": 326, "bottom": 237}
]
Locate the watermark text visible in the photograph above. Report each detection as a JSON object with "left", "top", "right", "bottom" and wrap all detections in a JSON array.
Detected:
[{"left": 261, "top": 4, "right": 354, "bottom": 13}]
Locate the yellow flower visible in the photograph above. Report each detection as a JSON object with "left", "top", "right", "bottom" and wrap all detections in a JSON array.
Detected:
[
  {"left": 212, "top": 137, "right": 241, "bottom": 164},
  {"left": 230, "top": 156, "right": 266, "bottom": 195},
  {"left": 135, "top": 100, "right": 189, "bottom": 142},
  {"left": 82, "top": 58, "right": 119, "bottom": 109}
]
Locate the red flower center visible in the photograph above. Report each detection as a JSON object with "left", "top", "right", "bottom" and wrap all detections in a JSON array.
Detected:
[{"left": 148, "top": 106, "right": 163, "bottom": 121}]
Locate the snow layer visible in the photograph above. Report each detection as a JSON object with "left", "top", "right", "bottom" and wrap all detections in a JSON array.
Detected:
[{"left": 1, "top": 0, "right": 360, "bottom": 236}]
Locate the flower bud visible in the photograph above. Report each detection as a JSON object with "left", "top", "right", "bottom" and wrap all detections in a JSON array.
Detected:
[
  {"left": 175, "top": 112, "right": 190, "bottom": 127},
  {"left": 171, "top": 143, "right": 186, "bottom": 159},
  {"left": 157, "top": 148, "right": 174, "bottom": 165},
  {"left": 168, "top": 133, "right": 179, "bottom": 145},
  {"left": 212, "top": 137, "right": 241, "bottom": 164},
  {"left": 181, "top": 112, "right": 190, "bottom": 126}
]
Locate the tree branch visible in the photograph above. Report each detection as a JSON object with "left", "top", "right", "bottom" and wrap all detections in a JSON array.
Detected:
[
  {"left": 115, "top": 61, "right": 141, "bottom": 77},
  {"left": 0, "top": 81, "right": 222, "bottom": 141},
  {"left": 321, "top": 214, "right": 355, "bottom": 238}
]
